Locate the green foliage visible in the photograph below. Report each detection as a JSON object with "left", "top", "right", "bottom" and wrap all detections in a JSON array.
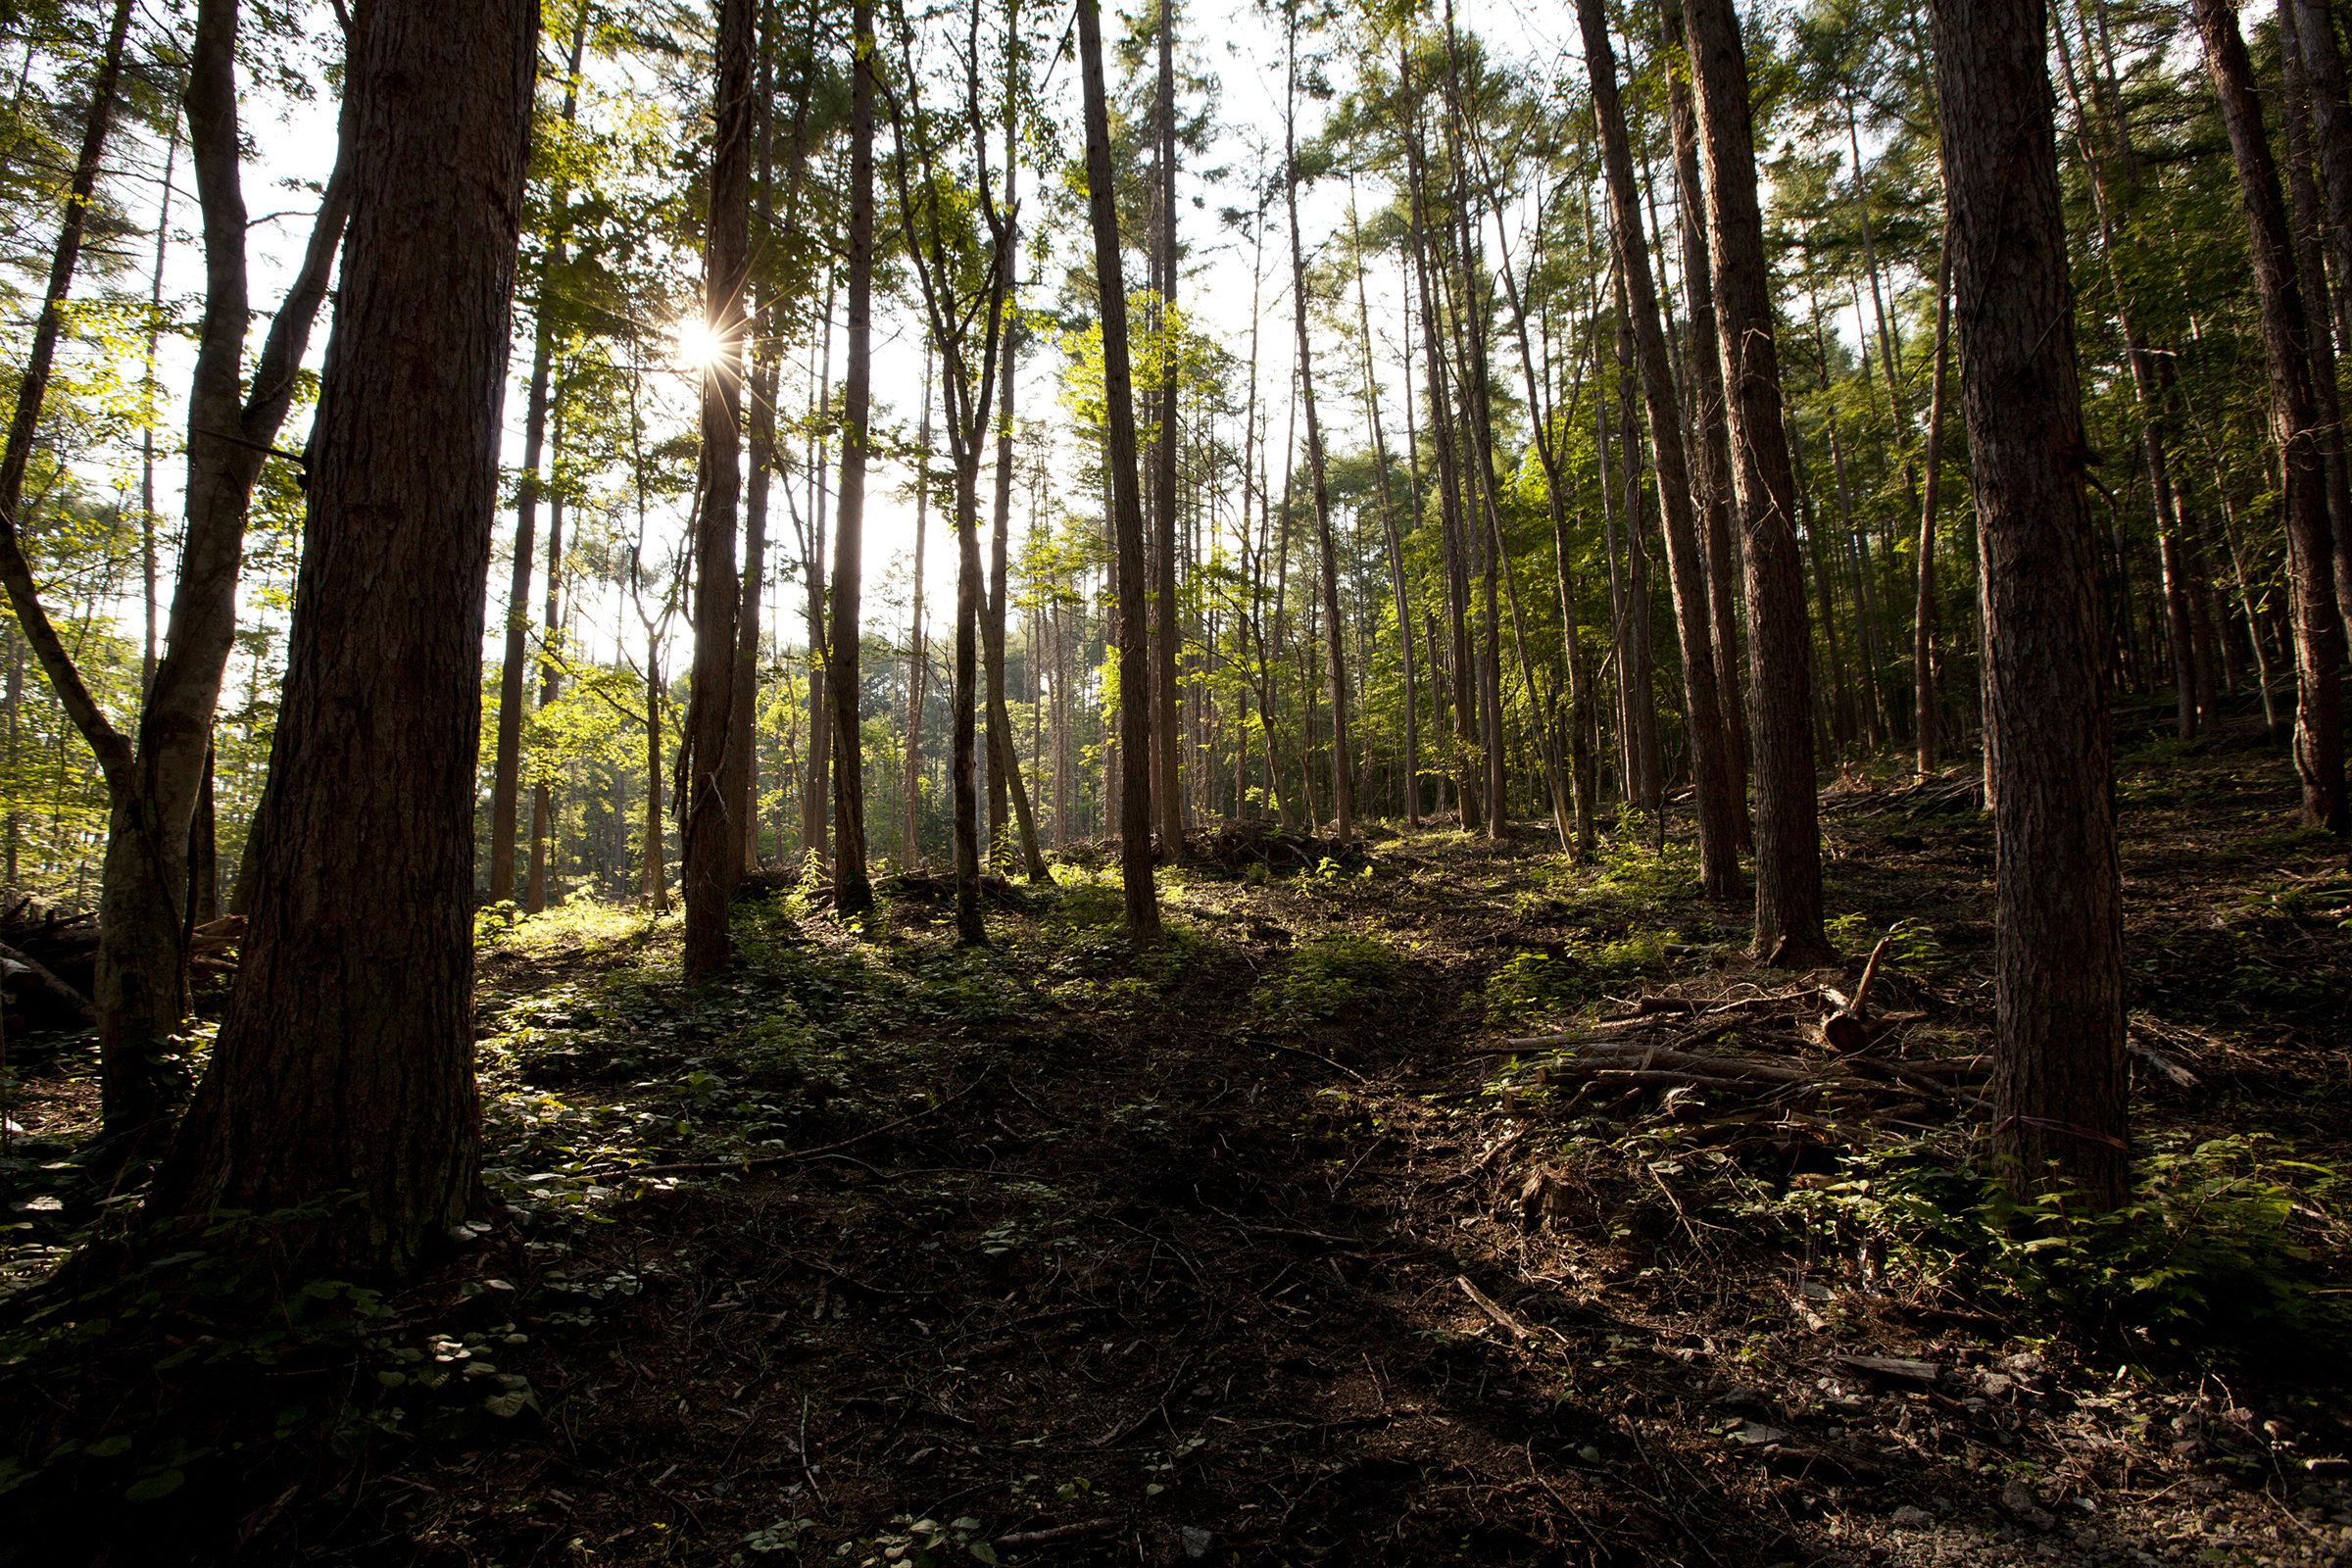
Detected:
[
  {"left": 1253, "top": 931, "right": 1399, "bottom": 1022},
  {"left": 1824, "top": 913, "right": 1944, "bottom": 975},
  {"left": 0, "top": 1205, "right": 540, "bottom": 1538},
  {"left": 1481, "top": 930, "right": 1671, "bottom": 1025},
  {"left": 1780, "top": 1134, "right": 2351, "bottom": 1367}
]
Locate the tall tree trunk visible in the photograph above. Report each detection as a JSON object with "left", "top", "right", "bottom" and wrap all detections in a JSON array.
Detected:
[
  {"left": 80, "top": 0, "right": 354, "bottom": 1140},
  {"left": 2289, "top": 0, "right": 2352, "bottom": 372},
  {"left": 1150, "top": 0, "right": 1184, "bottom": 858},
  {"left": 1401, "top": 54, "right": 1481, "bottom": 832},
  {"left": 2196, "top": 0, "right": 2348, "bottom": 831},
  {"left": 1661, "top": 0, "right": 1748, "bottom": 821},
  {"left": 2052, "top": 16, "right": 2209, "bottom": 740},
  {"left": 799, "top": 281, "right": 835, "bottom": 856},
  {"left": 984, "top": 254, "right": 1049, "bottom": 883},
  {"left": 1684, "top": 0, "right": 1832, "bottom": 963},
  {"left": 140, "top": 121, "right": 177, "bottom": 701},
  {"left": 1077, "top": 0, "right": 1159, "bottom": 937},
  {"left": 736, "top": 24, "right": 781, "bottom": 875},
  {"left": 645, "top": 631, "right": 667, "bottom": 909},
  {"left": 1580, "top": 0, "right": 1740, "bottom": 896},
  {"left": 904, "top": 350, "right": 932, "bottom": 872},
  {"left": 1617, "top": 303, "right": 1662, "bottom": 828},
  {"left": 490, "top": 8, "right": 588, "bottom": 906},
  {"left": 526, "top": 455, "right": 565, "bottom": 912},
  {"left": 827, "top": 0, "right": 876, "bottom": 913},
  {"left": 1913, "top": 237, "right": 1952, "bottom": 774},
  {"left": 1935, "top": 0, "right": 2128, "bottom": 1208},
  {"left": 2280, "top": 13, "right": 2352, "bottom": 654},
  {"left": 1352, "top": 198, "right": 1418, "bottom": 829},
  {"left": 1286, "top": 13, "right": 1352, "bottom": 841},
  {"left": 683, "top": 0, "right": 754, "bottom": 969},
  {"left": 142, "top": 0, "right": 535, "bottom": 1281}
]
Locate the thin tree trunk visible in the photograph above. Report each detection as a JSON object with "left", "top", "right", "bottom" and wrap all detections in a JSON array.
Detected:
[
  {"left": 683, "top": 0, "right": 754, "bottom": 969},
  {"left": 490, "top": 8, "right": 588, "bottom": 906},
  {"left": 95, "top": 0, "right": 354, "bottom": 1138},
  {"left": 904, "top": 350, "right": 932, "bottom": 872},
  {"left": 1683, "top": 0, "right": 1833, "bottom": 964},
  {"left": 1077, "top": 0, "right": 1159, "bottom": 936},
  {"left": 1286, "top": 12, "right": 1351, "bottom": 842},
  {"left": 1580, "top": 0, "right": 1740, "bottom": 895},
  {"left": 2290, "top": 0, "right": 2352, "bottom": 374},
  {"left": 827, "top": 0, "right": 876, "bottom": 915},
  {"left": 800, "top": 280, "right": 835, "bottom": 857},
  {"left": 1149, "top": 0, "right": 1184, "bottom": 858},
  {"left": 2196, "top": 0, "right": 2348, "bottom": 831},
  {"left": 1661, "top": 0, "right": 1748, "bottom": 821},
  {"left": 984, "top": 227, "right": 1049, "bottom": 884},
  {"left": 1914, "top": 237, "right": 1952, "bottom": 774},
  {"left": 1401, "top": 52, "right": 1481, "bottom": 832},
  {"left": 1351, "top": 193, "right": 1417, "bottom": 830},
  {"left": 2280, "top": 13, "right": 2352, "bottom": 654}
]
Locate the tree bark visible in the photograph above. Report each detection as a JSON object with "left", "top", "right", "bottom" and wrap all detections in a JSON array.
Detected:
[
  {"left": 1682, "top": 0, "right": 1833, "bottom": 964},
  {"left": 1077, "top": 0, "right": 1160, "bottom": 938},
  {"left": 142, "top": 0, "right": 535, "bottom": 1281},
  {"left": 2195, "top": 0, "right": 2348, "bottom": 831},
  {"left": 683, "top": 0, "right": 753, "bottom": 969},
  {"left": 1934, "top": 0, "right": 2128, "bottom": 1208},
  {"left": 824, "top": 0, "right": 876, "bottom": 915}
]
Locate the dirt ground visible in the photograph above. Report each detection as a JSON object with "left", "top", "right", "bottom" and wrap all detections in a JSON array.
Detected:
[{"left": 3, "top": 712, "right": 2349, "bottom": 1567}]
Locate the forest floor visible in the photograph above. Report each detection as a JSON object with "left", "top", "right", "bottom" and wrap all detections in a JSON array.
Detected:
[{"left": 4, "top": 708, "right": 2352, "bottom": 1568}]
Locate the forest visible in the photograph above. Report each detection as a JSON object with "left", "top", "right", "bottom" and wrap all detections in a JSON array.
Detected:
[{"left": 0, "top": 0, "right": 2347, "bottom": 1560}]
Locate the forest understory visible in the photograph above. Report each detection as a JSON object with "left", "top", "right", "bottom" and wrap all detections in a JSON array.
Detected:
[{"left": 2, "top": 711, "right": 2349, "bottom": 1568}]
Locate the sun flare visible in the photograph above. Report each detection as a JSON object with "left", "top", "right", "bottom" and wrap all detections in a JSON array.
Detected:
[{"left": 673, "top": 317, "right": 726, "bottom": 369}]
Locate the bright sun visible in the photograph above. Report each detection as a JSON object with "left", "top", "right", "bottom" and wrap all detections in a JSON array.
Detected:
[{"left": 673, "top": 317, "right": 725, "bottom": 369}]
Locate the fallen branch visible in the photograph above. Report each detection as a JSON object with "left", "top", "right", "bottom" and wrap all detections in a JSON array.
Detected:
[
  {"left": 1455, "top": 1275, "right": 1531, "bottom": 1342},
  {"left": 1264, "top": 1040, "right": 1369, "bottom": 1083}
]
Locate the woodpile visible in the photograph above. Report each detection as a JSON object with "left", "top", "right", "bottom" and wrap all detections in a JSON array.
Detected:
[
  {"left": 1488, "top": 949, "right": 1987, "bottom": 1163},
  {"left": 879, "top": 870, "right": 1036, "bottom": 909},
  {"left": 1818, "top": 769, "right": 1984, "bottom": 818},
  {"left": 1186, "top": 821, "right": 1367, "bottom": 873}
]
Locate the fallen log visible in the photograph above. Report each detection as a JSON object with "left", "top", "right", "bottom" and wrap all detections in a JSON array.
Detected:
[{"left": 0, "top": 939, "right": 96, "bottom": 1025}]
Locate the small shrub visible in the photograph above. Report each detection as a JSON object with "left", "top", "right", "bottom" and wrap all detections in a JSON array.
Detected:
[{"left": 1254, "top": 932, "right": 1400, "bottom": 1022}]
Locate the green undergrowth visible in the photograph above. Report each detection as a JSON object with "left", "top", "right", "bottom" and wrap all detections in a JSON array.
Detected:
[
  {"left": 0, "top": 1200, "right": 546, "bottom": 1558},
  {"left": 1252, "top": 930, "right": 1402, "bottom": 1022},
  {"left": 476, "top": 898, "right": 1047, "bottom": 1204},
  {"left": 1514, "top": 1098, "right": 2352, "bottom": 1371}
]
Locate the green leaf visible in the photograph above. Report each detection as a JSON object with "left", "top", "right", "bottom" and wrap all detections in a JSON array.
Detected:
[
  {"left": 85, "top": 1435, "right": 132, "bottom": 1458},
  {"left": 124, "top": 1469, "right": 184, "bottom": 1502}
]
